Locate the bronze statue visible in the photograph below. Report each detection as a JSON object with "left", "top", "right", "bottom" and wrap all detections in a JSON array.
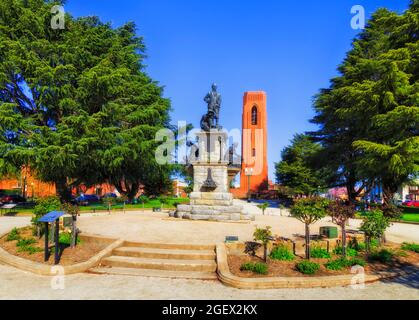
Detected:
[{"left": 201, "top": 83, "right": 222, "bottom": 131}]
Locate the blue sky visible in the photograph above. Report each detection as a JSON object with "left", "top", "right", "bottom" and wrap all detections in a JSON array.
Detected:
[{"left": 66, "top": 0, "right": 410, "bottom": 181}]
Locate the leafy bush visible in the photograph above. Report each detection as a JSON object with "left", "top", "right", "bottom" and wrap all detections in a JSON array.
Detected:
[
  {"left": 356, "top": 239, "right": 379, "bottom": 251},
  {"left": 59, "top": 232, "right": 81, "bottom": 246},
  {"left": 369, "top": 249, "right": 394, "bottom": 263},
  {"left": 16, "top": 238, "right": 42, "bottom": 255},
  {"left": 240, "top": 262, "right": 268, "bottom": 275},
  {"left": 32, "top": 196, "right": 61, "bottom": 236},
  {"left": 310, "top": 246, "right": 331, "bottom": 259},
  {"left": 401, "top": 242, "right": 419, "bottom": 253},
  {"left": 360, "top": 210, "right": 391, "bottom": 252},
  {"left": 253, "top": 226, "right": 273, "bottom": 262},
  {"left": 244, "top": 241, "right": 262, "bottom": 257},
  {"left": 296, "top": 260, "right": 320, "bottom": 275},
  {"left": 270, "top": 245, "right": 295, "bottom": 261},
  {"left": 333, "top": 246, "right": 358, "bottom": 257},
  {"left": 325, "top": 258, "right": 366, "bottom": 270},
  {"left": 6, "top": 228, "right": 21, "bottom": 241}
]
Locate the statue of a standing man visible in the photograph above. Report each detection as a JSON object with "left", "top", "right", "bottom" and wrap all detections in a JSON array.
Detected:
[{"left": 204, "top": 83, "right": 222, "bottom": 129}]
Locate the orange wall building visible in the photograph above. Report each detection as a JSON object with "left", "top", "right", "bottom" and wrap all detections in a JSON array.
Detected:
[{"left": 232, "top": 91, "right": 269, "bottom": 198}]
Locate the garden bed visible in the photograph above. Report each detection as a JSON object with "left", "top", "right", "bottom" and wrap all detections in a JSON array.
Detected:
[
  {"left": 228, "top": 244, "right": 419, "bottom": 278},
  {"left": 0, "top": 227, "right": 108, "bottom": 266}
]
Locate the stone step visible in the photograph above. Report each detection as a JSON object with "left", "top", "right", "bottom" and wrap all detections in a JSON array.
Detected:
[
  {"left": 113, "top": 247, "right": 216, "bottom": 260},
  {"left": 89, "top": 267, "right": 218, "bottom": 280},
  {"left": 101, "top": 256, "right": 217, "bottom": 272},
  {"left": 123, "top": 241, "right": 215, "bottom": 251}
]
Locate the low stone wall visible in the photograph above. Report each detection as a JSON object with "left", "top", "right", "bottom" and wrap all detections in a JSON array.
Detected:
[
  {"left": 216, "top": 243, "right": 418, "bottom": 289},
  {"left": 0, "top": 230, "right": 123, "bottom": 276}
]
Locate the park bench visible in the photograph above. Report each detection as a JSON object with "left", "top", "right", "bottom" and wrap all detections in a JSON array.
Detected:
[{"left": 0, "top": 204, "right": 17, "bottom": 216}]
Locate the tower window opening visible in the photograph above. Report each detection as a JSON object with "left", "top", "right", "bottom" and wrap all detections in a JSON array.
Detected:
[
  {"left": 251, "top": 106, "right": 258, "bottom": 125},
  {"left": 252, "top": 148, "right": 256, "bottom": 157}
]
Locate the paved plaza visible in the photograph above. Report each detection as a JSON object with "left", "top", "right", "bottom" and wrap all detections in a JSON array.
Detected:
[{"left": 0, "top": 201, "right": 418, "bottom": 300}]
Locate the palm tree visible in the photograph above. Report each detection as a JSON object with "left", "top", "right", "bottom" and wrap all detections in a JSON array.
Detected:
[{"left": 257, "top": 202, "right": 270, "bottom": 216}]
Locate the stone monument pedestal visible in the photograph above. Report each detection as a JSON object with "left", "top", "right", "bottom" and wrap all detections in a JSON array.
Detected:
[{"left": 175, "top": 130, "right": 254, "bottom": 222}]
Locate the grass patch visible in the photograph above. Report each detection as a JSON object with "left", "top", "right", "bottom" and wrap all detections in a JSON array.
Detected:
[
  {"left": 270, "top": 245, "right": 295, "bottom": 261},
  {"left": 16, "top": 238, "right": 42, "bottom": 255}
]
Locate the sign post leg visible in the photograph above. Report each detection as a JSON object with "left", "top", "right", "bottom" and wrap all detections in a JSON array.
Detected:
[
  {"left": 54, "top": 219, "right": 59, "bottom": 265},
  {"left": 44, "top": 222, "right": 49, "bottom": 262}
]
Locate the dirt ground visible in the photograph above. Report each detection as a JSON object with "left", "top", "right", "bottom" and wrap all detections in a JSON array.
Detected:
[
  {"left": 228, "top": 247, "right": 419, "bottom": 278},
  {"left": 0, "top": 227, "right": 107, "bottom": 266}
]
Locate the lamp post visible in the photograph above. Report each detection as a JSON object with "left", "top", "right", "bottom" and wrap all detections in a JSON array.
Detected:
[{"left": 245, "top": 168, "right": 254, "bottom": 203}]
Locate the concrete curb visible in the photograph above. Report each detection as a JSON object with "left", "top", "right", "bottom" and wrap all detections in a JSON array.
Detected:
[
  {"left": 0, "top": 230, "right": 123, "bottom": 276},
  {"left": 216, "top": 243, "right": 419, "bottom": 289}
]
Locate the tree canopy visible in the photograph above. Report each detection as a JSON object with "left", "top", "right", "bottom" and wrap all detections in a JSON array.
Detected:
[
  {"left": 0, "top": 0, "right": 171, "bottom": 201},
  {"left": 310, "top": 1, "right": 419, "bottom": 205}
]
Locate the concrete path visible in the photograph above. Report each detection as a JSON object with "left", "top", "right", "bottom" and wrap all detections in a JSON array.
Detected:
[
  {"left": 0, "top": 216, "right": 31, "bottom": 236},
  {"left": 0, "top": 263, "right": 417, "bottom": 300}
]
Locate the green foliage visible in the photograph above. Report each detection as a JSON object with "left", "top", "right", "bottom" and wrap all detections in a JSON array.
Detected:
[
  {"left": 310, "top": 246, "right": 331, "bottom": 259},
  {"left": 0, "top": 0, "right": 171, "bottom": 202},
  {"left": 290, "top": 197, "right": 330, "bottom": 225},
  {"left": 360, "top": 210, "right": 391, "bottom": 242},
  {"left": 16, "top": 238, "right": 41, "bottom": 255},
  {"left": 257, "top": 202, "right": 269, "bottom": 215},
  {"left": 6, "top": 228, "right": 20, "bottom": 241},
  {"left": 240, "top": 262, "right": 268, "bottom": 275},
  {"left": 369, "top": 249, "right": 395, "bottom": 264},
  {"left": 333, "top": 246, "right": 358, "bottom": 257},
  {"left": 270, "top": 245, "right": 295, "bottom": 261},
  {"left": 325, "top": 258, "right": 366, "bottom": 271},
  {"left": 401, "top": 242, "right": 419, "bottom": 253},
  {"left": 275, "top": 134, "right": 332, "bottom": 196},
  {"left": 310, "top": 2, "right": 419, "bottom": 204},
  {"left": 59, "top": 232, "right": 81, "bottom": 246},
  {"left": 32, "top": 196, "right": 61, "bottom": 229},
  {"left": 296, "top": 260, "right": 320, "bottom": 275},
  {"left": 253, "top": 227, "right": 273, "bottom": 245}
]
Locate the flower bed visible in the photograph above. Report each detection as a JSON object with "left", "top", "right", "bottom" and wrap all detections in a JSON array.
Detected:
[
  {"left": 0, "top": 227, "right": 108, "bottom": 266},
  {"left": 228, "top": 243, "right": 419, "bottom": 278}
]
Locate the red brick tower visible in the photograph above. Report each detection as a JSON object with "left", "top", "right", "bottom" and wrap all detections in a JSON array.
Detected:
[{"left": 237, "top": 91, "right": 269, "bottom": 196}]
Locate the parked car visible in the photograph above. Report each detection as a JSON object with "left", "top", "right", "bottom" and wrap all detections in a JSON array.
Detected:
[
  {"left": 74, "top": 194, "right": 101, "bottom": 206},
  {"left": 0, "top": 194, "right": 26, "bottom": 204},
  {"left": 102, "top": 193, "right": 118, "bottom": 199},
  {"left": 403, "top": 200, "right": 419, "bottom": 208}
]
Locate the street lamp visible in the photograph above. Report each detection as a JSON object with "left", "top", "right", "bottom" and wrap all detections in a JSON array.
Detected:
[{"left": 245, "top": 168, "right": 254, "bottom": 203}]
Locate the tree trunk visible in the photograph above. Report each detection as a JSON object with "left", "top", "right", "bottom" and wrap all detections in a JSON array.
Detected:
[
  {"left": 70, "top": 215, "right": 77, "bottom": 248},
  {"left": 341, "top": 225, "right": 347, "bottom": 258},
  {"left": 56, "top": 177, "right": 72, "bottom": 203},
  {"left": 365, "top": 235, "right": 370, "bottom": 253},
  {"left": 264, "top": 244, "right": 268, "bottom": 262},
  {"left": 305, "top": 223, "right": 311, "bottom": 260}
]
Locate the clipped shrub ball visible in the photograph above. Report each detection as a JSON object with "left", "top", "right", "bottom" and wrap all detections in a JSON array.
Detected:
[
  {"left": 296, "top": 260, "right": 320, "bottom": 275},
  {"left": 270, "top": 245, "right": 295, "bottom": 261}
]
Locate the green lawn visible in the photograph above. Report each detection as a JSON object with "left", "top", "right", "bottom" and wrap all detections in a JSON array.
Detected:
[
  {"left": 401, "top": 214, "right": 419, "bottom": 223},
  {"left": 1, "top": 198, "right": 190, "bottom": 216}
]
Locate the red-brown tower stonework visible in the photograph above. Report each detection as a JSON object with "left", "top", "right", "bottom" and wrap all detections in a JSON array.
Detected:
[{"left": 232, "top": 91, "right": 268, "bottom": 197}]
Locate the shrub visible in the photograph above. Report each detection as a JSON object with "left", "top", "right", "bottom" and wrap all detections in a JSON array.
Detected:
[
  {"left": 325, "top": 258, "right": 366, "bottom": 271},
  {"left": 32, "top": 196, "right": 61, "bottom": 237},
  {"left": 401, "top": 242, "right": 419, "bottom": 253},
  {"left": 6, "top": 228, "right": 21, "bottom": 241},
  {"left": 333, "top": 246, "right": 358, "bottom": 257},
  {"left": 356, "top": 239, "right": 379, "bottom": 251},
  {"left": 253, "top": 226, "right": 273, "bottom": 262},
  {"left": 240, "top": 262, "right": 268, "bottom": 275},
  {"left": 59, "top": 232, "right": 81, "bottom": 246},
  {"left": 369, "top": 249, "right": 394, "bottom": 263},
  {"left": 310, "top": 246, "right": 331, "bottom": 259},
  {"left": 16, "top": 238, "right": 42, "bottom": 255},
  {"left": 296, "top": 260, "right": 320, "bottom": 275},
  {"left": 360, "top": 210, "right": 391, "bottom": 252},
  {"left": 244, "top": 241, "right": 262, "bottom": 257},
  {"left": 270, "top": 245, "right": 295, "bottom": 261}
]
